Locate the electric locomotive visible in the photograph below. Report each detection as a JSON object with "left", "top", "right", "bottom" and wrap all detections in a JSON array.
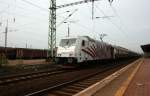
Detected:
[{"left": 55, "top": 36, "right": 138, "bottom": 67}]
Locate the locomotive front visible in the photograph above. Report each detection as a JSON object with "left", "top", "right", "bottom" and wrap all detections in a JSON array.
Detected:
[{"left": 56, "top": 38, "right": 77, "bottom": 65}]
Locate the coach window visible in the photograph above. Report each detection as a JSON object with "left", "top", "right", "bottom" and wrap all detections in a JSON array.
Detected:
[{"left": 82, "top": 40, "right": 85, "bottom": 46}]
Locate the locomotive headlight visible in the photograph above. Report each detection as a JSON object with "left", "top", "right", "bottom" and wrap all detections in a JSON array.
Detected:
[
  {"left": 69, "top": 54, "right": 73, "bottom": 56},
  {"left": 58, "top": 54, "right": 61, "bottom": 56}
]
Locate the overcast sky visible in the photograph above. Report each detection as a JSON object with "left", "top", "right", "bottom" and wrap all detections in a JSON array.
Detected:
[{"left": 0, "top": 0, "right": 150, "bottom": 53}]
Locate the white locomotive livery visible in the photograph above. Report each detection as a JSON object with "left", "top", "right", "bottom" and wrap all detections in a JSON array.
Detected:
[{"left": 56, "top": 36, "right": 137, "bottom": 66}]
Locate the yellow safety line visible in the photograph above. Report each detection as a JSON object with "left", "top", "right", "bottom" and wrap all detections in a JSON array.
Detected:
[{"left": 114, "top": 59, "right": 143, "bottom": 96}]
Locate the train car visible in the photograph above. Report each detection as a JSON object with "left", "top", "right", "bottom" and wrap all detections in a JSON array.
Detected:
[
  {"left": 18, "top": 48, "right": 45, "bottom": 59},
  {"left": 17, "top": 48, "right": 48, "bottom": 59},
  {"left": 0, "top": 47, "right": 48, "bottom": 59},
  {"left": 113, "top": 46, "right": 129, "bottom": 59},
  {"left": 0, "top": 47, "right": 17, "bottom": 59},
  {"left": 56, "top": 36, "right": 138, "bottom": 67}
]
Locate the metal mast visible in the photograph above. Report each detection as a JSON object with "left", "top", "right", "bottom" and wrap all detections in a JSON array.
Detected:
[
  {"left": 5, "top": 20, "right": 8, "bottom": 49},
  {"left": 48, "top": 0, "right": 56, "bottom": 57}
]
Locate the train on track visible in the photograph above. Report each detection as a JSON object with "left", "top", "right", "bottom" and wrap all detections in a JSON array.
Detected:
[
  {"left": 0, "top": 47, "right": 48, "bottom": 59},
  {"left": 56, "top": 36, "right": 139, "bottom": 67}
]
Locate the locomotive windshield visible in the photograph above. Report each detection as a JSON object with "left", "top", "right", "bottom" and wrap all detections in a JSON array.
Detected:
[{"left": 59, "top": 38, "right": 76, "bottom": 47}]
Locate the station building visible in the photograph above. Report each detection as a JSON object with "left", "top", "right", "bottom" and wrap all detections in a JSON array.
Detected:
[{"left": 141, "top": 44, "right": 150, "bottom": 57}]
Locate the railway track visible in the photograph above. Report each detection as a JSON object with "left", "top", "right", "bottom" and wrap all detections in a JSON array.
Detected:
[
  {"left": 0, "top": 58, "right": 137, "bottom": 96},
  {"left": 0, "top": 63, "right": 56, "bottom": 77},
  {"left": 0, "top": 67, "right": 69, "bottom": 85},
  {"left": 26, "top": 59, "right": 135, "bottom": 96}
]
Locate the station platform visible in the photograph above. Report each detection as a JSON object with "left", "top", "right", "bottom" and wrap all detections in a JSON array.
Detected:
[
  {"left": 94, "top": 58, "right": 149, "bottom": 96},
  {"left": 75, "top": 58, "right": 150, "bottom": 96}
]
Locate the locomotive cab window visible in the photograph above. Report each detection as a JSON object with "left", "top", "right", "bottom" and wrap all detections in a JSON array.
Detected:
[
  {"left": 59, "top": 38, "right": 76, "bottom": 47},
  {"left": 82, "top": 40, "right": 85, "bottom": 46}
]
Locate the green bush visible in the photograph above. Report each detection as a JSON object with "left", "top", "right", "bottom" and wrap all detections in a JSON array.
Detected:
[{"left": 0, "top": 54, "right": 8, "bottom": 66}]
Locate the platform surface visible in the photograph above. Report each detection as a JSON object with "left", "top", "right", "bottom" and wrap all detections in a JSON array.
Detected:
[
  {"left": 124, "top": 58, "right": 150, "bottom": 96},
  {"left": 93, "top": 58, "right": 150, "bottom": 96}
]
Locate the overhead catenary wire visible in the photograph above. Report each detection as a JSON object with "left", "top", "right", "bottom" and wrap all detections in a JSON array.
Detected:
[
  {"left": 109, "top": 4, "right": 139, "bottom": 46},
  {"left": 79, "top": 2, "right": 111, "bottom": 39},
  {"left": 108, "top": 3, "right": 138, "bottom": 44},
  {"left": 0, "top": 0, "right": 48, "bottom": 15},
  {"left": 0, "top": 0, "right": 137, "bottom": 50},
  {"left": 0, "top": 1, "right": 49, "bottom": 21},
  {"left": 109, "top": 5, "right": 137, "bottom": 44},
  {"left": 56, "top": 9, "right": 78, "bottom": 27},
  {"left": 21, "top": 0, "right": 48, "bottom": 12},
  {"left": 0, "top": 9, "right": 51, "bottom": 30},
  {"left": 94, "top": 3, "right": 139, "bottom": 49},
  {"left": 57, "top": 8, "right": 94, "bottom": 36},
  {"left": 109, "top": 5, "right": 127, "bottom": 32},
  {"left": 94, "top": 4, "right": 129, "bottom": 39},
  {"left": 0, "top": 3, "right": 64, "bottom": 36},
  {"left": 2, "top": 10, "right": 48, "bottom": 23},
  {"left": 0, "top": 0, "right": 49, "bottom": 48},
  {"left": 0, "top": 1, "right": 48, "bottom": 45},
  {"left": 0, "top": 0, "right": 70, "bottom": 29}
]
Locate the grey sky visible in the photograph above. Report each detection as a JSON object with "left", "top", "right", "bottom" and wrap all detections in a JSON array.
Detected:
[{"left": 0, "top": 0, "right": 150, "bottom": 53}]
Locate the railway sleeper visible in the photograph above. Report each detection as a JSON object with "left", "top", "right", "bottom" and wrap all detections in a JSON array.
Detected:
[
  {"left": 49, "top": 90, "right": 73, "bottom": 96},
  {"left": 65, "top": 86, "right": 85, "bottom": 90},
  {"left": 81, "top": 80, "right": 98, "bottom": 83},
  {"left": 20, "top": 76, "right": 26, "bottom": 79},
  {"left": 47, "top": 94, "right": 58, "bottom": 96},
  {"left": 76, "top": 81, "right": 94, "bottom": 85},
  {"left": 71, "top": 84, "right": 89, "bottom": 88},
  {"left": 76, "top": 82, "right": 94, "bottom": 86},
  {"left": 59, "top": 88, "right": 80, "bottom": 93},
  {"left": 87, "top": 78, "right": 102, "bottom": 82}
]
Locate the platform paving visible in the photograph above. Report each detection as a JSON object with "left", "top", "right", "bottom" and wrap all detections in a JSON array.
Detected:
[
  {"left": 93, "top": 58, "right": 142, "bottom": 96},
  {"left": 123, "top": 58, "right": 150, "bottom": 96}
]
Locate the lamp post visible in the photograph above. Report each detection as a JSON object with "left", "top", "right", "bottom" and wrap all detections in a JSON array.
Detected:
[
  {"left": 64, "top": 20, "right": 78, "bottom": 37},
  {"left": 64, "top": 22, "right": 70, "bottom": 37}
]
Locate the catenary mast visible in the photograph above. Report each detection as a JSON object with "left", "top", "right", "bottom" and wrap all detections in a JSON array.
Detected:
[{"left": 48, "top": 0, "right": 56, "bottom": 57}]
